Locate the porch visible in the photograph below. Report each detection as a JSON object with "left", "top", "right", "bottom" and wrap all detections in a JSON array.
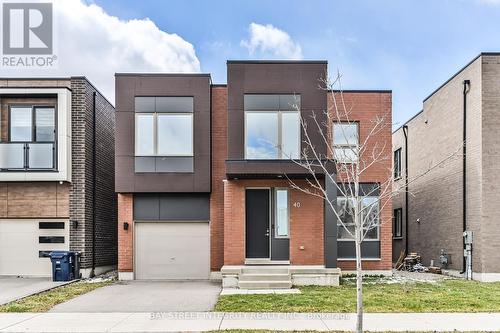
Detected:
[{"left": 222, "top": 177, "right": 340, "bottom": 289}]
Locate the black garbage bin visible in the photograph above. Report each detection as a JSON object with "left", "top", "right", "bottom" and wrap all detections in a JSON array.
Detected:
[{"left": 50, "top": 251, "right": 75, "bottom": 281}]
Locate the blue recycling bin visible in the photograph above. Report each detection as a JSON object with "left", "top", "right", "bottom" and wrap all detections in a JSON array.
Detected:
[{"left": 50, "top": 251, "right": 76, "bottom": 281}]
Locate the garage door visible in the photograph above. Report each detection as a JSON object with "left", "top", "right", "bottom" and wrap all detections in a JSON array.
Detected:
[
  {"left": 135, "top": 222, "right": 209, "bottom": 280},
  {"left": 0, "top": 220, "right": 69, "bottom": 277}
]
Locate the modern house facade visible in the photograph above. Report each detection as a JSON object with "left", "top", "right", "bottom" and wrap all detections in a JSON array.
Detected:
[
  {"left": 116, "top": 61, "right": 392, "bottom": 287},
  {"left": 392, "top": 53, "right": 500, "bottom": 282},
  {"left": 0, "top": 77, "right": 117, "bottom": 278}
]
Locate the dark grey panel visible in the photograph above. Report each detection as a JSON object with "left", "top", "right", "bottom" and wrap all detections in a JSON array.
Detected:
[
  {"left": 156, "top": 157, "right": 193, "bottom": 172},
  {"left": 159, "top": 194, "right": 209, "bottom": 221},
  {"left": 134, "top": 194, "right": 160, "bottom": 220},
  {"left": 337, "top": 183, "right": 380, "bottom": 197},
  {"left": 156, "top": 97, "right": 193, "bottom": 112},
  {"left": 324, "top": 174, "right": 338, "bottom": 267},
  {"left": 271, "top": 238, "right": 289, "bottom": 260},
  {"left": 135, "top": 157, "right": 155, "bottom": 172},
  {"left": 135, "top": 97, "right": 155, "bottom": 112},
  {"left": 244, "top": 95, "right": 279, "bottom": 110},
  {"left": 115, "top": 75, "right": 211, "bottom": 193},
  {"left": 279, "top": 95, "right": 301, "bottom": 110},
  {"left": 337, "top": 241, "right": 380, "bottom": 259},
  {"left": 134, "top": 193, "right": 209, "bottom": 221}
]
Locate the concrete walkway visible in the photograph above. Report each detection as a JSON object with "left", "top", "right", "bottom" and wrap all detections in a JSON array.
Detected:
[{"left": 0, "top": 312, "right": 499, "bottom": 332}]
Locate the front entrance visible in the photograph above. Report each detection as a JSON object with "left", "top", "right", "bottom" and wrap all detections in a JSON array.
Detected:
[{"left": 245, "top": 189, "right": 290, "bottom": 261}]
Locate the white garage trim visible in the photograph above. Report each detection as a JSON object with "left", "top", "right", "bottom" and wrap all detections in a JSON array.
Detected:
[
  {"left": 0, "top": 219, "right": 69, "bottom": 277},
  {"left": 133, "top": 221, "right": 210, "bottom": 280}
]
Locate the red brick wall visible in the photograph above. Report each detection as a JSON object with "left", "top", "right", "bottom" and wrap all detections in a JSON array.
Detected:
[
  {"left": 223, "top": 179, "right": 324, "bottom": 266},
  {"left": 329, "top": 91, "right": 393, "bottom": 271},
  {"left": 210, "top": 86, "right": 227, "bottom": 271},
  {"left": 118, "top": 193, "right": 134, "bottom": 272}
]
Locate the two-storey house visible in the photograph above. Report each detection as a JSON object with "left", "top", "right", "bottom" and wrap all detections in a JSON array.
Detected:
[
  {"left": 0, "top": 77, "right": 116, "bottom": 278},
  {"left": 116, "top": 61, "right": 392, "bottom": 287}
]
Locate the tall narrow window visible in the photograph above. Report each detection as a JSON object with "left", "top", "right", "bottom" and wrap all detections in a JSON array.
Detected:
[
  {"left": 10, "top": 107, "right": 32, "bottom": 141},
  {"left": 333, "top": 122, "right": 359, "bottom": 163},
  {"left": 135, "top": 114, "right": 154, "bottom": 155},
  {"left": 393, "top": 208, "right": 402, "bottom": 238},
  {"left": 35, "top": 108, "right": 55, "bottom": 142},
  {"left": 275, "top": 189, "right": 289, "bottom": 238},
  {"left": 394, "top": 148, "right": 402, "bottom": 179}
]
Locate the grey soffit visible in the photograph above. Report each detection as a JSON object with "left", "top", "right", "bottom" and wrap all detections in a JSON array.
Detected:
[
  {"left": 134, "top": 193, "right": 210, "bottom": 221},
  {"left": 135, "top": 96, "right": 193, "bottom": 113},
  {"left": 337, "top": 241, "right": 381, "bottom": 259},
  {"left": 244, "top": 94, "right": 301, "bottom": 111},
  {"left": 135, "top": 157, "right": 194, "bottom": 173}
]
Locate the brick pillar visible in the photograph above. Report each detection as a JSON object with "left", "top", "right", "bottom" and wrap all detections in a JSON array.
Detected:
[
  {"left": 223, "top": 180, "right": 245, "bottom": 265},
  {"left": 118, "top": 193, "right": 134, "bottom": 280}
]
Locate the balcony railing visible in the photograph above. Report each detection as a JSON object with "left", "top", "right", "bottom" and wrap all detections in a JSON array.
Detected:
[{"left": 0, "top": 142, "right": 56, "bottom": 171}]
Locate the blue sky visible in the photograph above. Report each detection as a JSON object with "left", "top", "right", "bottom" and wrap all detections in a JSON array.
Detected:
[{"left": 92, "top": 0, "right": 500, "bottom": 125}]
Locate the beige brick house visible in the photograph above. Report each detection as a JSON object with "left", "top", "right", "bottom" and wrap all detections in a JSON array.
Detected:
[{"left": 393, "top": 53, "right": 500, "bottom": 282}]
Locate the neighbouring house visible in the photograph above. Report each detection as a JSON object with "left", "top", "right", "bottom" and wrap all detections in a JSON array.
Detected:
[
  {"left": 116, "top": 61, "right": 392, "bottom": 287},
  {"left": 0, "top": 77, "right": 117, "bottom": 278},
  {"left": 392, "top": 52, "right": 500, "bottom": 282}
]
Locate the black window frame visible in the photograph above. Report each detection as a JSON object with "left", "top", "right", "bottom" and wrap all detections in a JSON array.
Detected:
[
  {"left": 393, "top": 208, "right": 403, "bottom": 239},
  {"left": 394, "top": 148, "right": 402, "bottom": 179},
  {"left": 3, "top": 104, "right": 58, "bottom": 172}
]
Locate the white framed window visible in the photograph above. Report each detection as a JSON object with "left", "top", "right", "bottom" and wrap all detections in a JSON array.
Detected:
[
  {"left": 337, "top": 195, "right": 380, "bottom": 241},
  {"left": 274, "top": 188, "right": 289, "bottom": 238},
  {"left": 245, "top": 111, "right": 300, "bottom": 159},
  {"left": 333, "top": 122, "right": 359, "bottom": 163},
  {"left": 135, "top": 113, "right": 193, "bottom": 157}
]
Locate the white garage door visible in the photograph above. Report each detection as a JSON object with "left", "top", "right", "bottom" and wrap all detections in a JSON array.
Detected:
[
  {"left": 135, "top": 222, "right": 209, "bottom": 280},
  {"left": 0, "top": 219, "right": 69, "bottom": 277}
]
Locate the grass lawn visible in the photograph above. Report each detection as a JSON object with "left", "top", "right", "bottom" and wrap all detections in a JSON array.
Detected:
[
  {"left": 215, "top": 278, "right": 500, "bottom": 313},
  {"left": 0, "top": 281, "right": 113, "bottom": 312}
]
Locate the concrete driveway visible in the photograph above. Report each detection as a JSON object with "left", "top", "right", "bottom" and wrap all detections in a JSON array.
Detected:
[
  {"left": 50, "top": 280, "right": 221, "bottom": 312},
  {"left": 0, "top": 277, "right": 67, "bottom": 305}
]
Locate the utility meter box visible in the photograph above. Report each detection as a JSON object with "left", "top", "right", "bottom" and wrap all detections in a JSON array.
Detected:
[{"left": 463, "top": 230, "right": 473, "bottom": 244}]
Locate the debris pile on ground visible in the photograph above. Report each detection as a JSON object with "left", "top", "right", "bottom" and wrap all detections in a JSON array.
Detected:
[{"left": 82, "top": 270, "right": 117, "bottom": 283}]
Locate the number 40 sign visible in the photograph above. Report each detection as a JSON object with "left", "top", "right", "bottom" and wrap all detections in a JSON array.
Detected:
[{"left": 293, "top": 202, "right": 301, "bottom": 208}]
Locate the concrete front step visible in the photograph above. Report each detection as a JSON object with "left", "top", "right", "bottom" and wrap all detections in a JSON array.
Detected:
[
  {"left": 241, "top": 267, "right": 290, "bottom": 275},
  {"left": 238, "top": 281, "right": 293, "bottom": 289},
  {"left": 239, "top": 273, "right": 291, "bottom": 282}
]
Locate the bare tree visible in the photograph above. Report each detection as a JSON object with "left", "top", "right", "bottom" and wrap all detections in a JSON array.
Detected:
[{"left": 283, "top": 72, "right": 461, "bottom": 333}]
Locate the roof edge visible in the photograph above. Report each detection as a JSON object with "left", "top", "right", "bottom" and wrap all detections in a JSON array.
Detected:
[
  {"left": 422, "top": 52, "right": 500, "bottom": 103},
  {"left": 227, "top": 60, "right": 327, "bottom": 64}
]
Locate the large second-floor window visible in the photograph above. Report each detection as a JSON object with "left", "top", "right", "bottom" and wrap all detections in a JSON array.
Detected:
[
  {"left": 244, "top": 94, "right": 300, "bottom": 159},
  {"left": 0, "top": 105, "right": 56, "bottom": 171},
  {"left": 10, "top": 106, "right": 55, "bottom": 142},
  {"left": 135, "top": 97, "right": 193, "bottom": 157}
]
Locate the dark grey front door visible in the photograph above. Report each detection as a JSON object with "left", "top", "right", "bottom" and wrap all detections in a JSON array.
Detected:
[{"left": 245, "top": 189, "right": 270, "bottom": 258}]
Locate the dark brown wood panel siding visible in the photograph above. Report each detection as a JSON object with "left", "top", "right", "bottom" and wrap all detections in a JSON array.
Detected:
[
  {"left": 115, "top": 74, "right": 211, "bottom": 193},
  {"left": 0, "top": 182, "right": 70, "bottom": 218}
]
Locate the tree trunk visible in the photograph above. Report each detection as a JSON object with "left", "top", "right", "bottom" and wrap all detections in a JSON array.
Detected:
[{"left": 355, "top": 230, "right": 363, "bottom": 333}]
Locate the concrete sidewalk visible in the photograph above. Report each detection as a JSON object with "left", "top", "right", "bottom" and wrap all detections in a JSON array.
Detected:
[{"left": 0, "top": 312, "right": 499, "bottom": 332}]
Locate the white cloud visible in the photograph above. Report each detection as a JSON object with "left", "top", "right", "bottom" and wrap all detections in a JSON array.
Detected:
[
  {"left": 2, "top": 0, "right": 200, "bottom": 103},
  {"left": 241, "top": 23, "right": 303, "bottom": 59}
]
